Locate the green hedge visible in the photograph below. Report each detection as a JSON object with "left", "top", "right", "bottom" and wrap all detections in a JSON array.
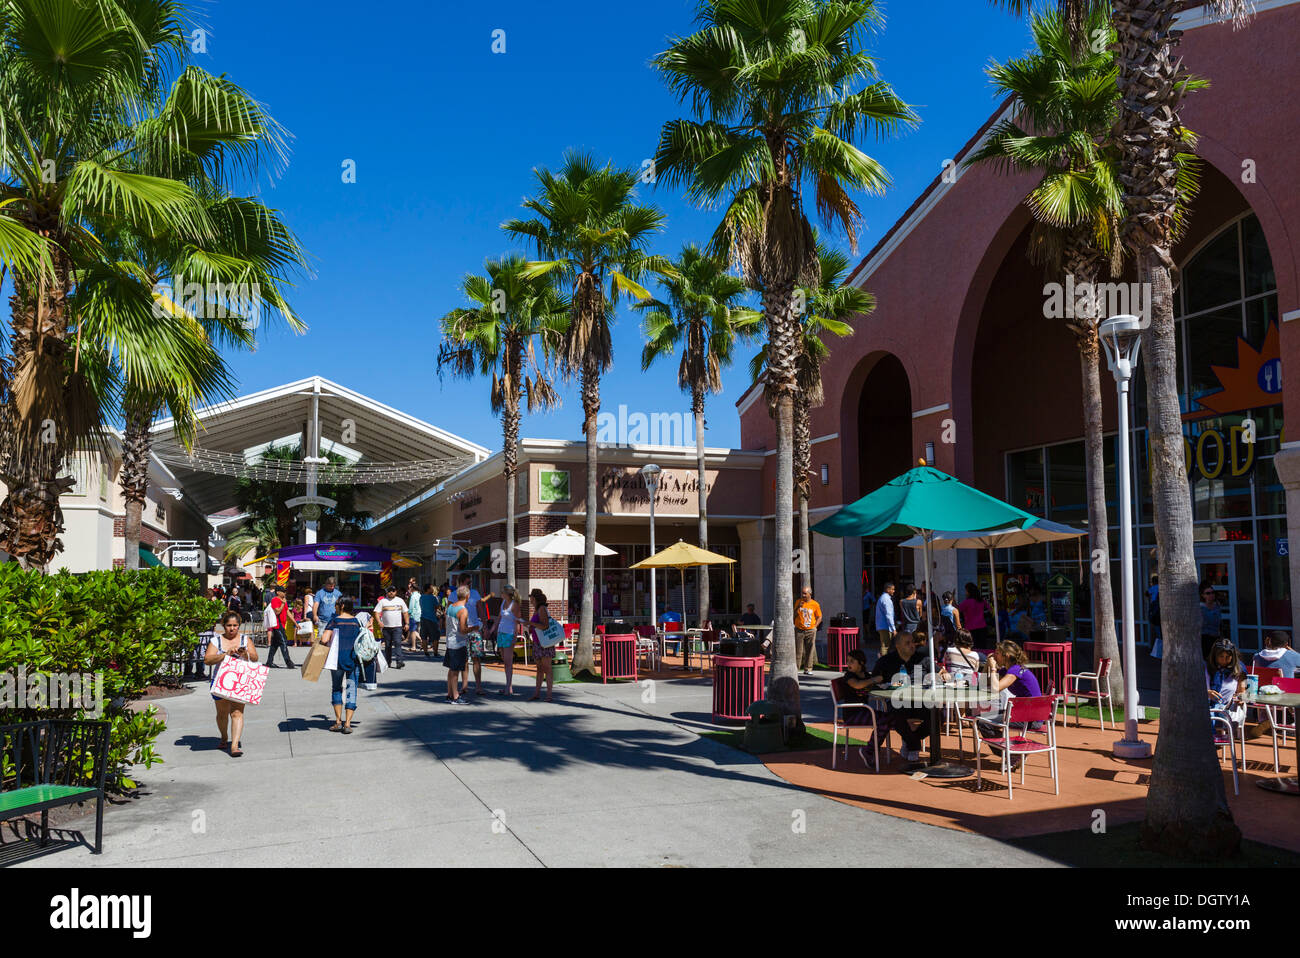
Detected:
[{"left": 0, "top": 564, "right": 223, "bottom": 791}]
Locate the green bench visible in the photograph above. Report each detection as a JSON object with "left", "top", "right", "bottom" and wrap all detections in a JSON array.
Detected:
[{"left": 1, "top": 720, "right": 110, "bottom": 855}]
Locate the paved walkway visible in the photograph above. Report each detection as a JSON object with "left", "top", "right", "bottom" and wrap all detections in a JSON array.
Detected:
[{"left": 15, "top": 657, "right": 1062, "bottom": 868}]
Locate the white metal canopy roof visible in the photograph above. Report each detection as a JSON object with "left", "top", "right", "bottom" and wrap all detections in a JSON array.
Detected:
[{"left": 150, "top": 377, "right": 489, "bottom": 519}]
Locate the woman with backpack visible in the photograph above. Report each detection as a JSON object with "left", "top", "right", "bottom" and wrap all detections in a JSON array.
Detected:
[{"left": 320, "top": 598, "right": 365, "bottom": 734}]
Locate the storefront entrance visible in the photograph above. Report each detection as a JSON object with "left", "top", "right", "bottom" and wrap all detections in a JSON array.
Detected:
[{"left": 1196, "top": 543, "right": 1236, "bottom": 644}]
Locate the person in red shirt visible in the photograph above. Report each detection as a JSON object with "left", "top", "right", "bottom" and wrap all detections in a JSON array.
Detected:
[{"left": 265, "top": 586, "right": 295, "bottom": 668}]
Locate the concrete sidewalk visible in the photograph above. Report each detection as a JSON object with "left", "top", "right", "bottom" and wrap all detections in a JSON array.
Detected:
[{"left": 15, "top": 657, "right": 1062, "bottom": 867}]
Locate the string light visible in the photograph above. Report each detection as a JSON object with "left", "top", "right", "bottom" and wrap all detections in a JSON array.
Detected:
[{"left": 152, "top": 442, "right": 474, "bottom": 486}]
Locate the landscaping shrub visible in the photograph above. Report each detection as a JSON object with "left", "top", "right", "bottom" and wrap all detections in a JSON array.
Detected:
[{"left": 0, "top": 564, "right": 222, "bottom": 791}]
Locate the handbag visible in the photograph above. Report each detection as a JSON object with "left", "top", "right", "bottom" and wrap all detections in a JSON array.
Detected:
[
  {"left": 538, "top": 619, "right": 564, "bottom": 648},
  {"left": 211, "top": 655, "right": 269, "bottom": 705}
]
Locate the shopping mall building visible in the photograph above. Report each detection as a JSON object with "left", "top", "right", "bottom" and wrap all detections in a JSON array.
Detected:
[{"left": 734, "top": 1, "right": 1300, "bottom": 649}]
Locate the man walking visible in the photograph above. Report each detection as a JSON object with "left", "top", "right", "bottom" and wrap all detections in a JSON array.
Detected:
[
  {"left": 795, "top": 586, "right": 822, "bottom": 676},
  {"left": 405, "top": 578, "right": 421, "bottom": 652},
  {"left": 313, "top": 576, "right": 343, "bottom": 631},
  {"left": 264, "top": 586, "right": 295, "bottom": 668},
  {"left": 375, "top": 584, "right": 409, "bottom": 669},
  {"left": 419, "top": 582, "right": 441, "bottom": 658},
  {"left": 875, "top": 581, "right": 897, "bottom": 656}
]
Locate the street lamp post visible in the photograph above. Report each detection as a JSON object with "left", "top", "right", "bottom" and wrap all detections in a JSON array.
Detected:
[
  {"left": 641, "top": 464, "right": 661, "bottom": 631},
  {"left": 1098, "top": 315, "right": 1152, "bottom": 760}
]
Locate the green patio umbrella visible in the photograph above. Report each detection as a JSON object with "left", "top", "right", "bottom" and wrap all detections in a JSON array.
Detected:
[{"left": 811, "top": 465, "right": 1041, "bottom": 777}]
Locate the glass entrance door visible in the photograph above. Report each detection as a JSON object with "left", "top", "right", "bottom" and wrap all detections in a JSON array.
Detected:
[{"left": 1195, "top": 544, "right": 1236, "bottom": 646}]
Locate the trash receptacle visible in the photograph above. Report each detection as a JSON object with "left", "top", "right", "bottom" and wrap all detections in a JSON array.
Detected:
[{"left": 743, "top": 700, "right": 785, "bottom": 753}]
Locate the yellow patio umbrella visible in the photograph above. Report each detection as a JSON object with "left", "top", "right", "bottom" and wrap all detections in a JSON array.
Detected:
[{"left": 630, "top": 540, "right": 735, "bottom": 627}]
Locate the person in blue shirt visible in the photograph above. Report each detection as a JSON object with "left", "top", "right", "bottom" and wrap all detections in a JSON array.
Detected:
[
  {"left": 659, "top": 608, "right": 682, "bottom": 625},
  {"left": 313, "top": 576, "right": 343, "bottom": 630},
  {"left": 874, "top": 581, "right": 896, "bottom": 656},
  {"left": 1200, "top": 582, "right": 1225, "bottom": 662}
]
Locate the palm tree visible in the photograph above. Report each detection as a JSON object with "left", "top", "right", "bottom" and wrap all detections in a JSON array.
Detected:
[
  {"left": 222, "top": 516, "right": 282, "bottom": 570},
  {"left": 637, "top": 244, "right": 760, "bottom": 626},
  {"left": 439, "top": 255, "right": 567, "bottom": 586},
  {"left": 505, "top": 152, "right": 667, "bottom": 676},
  {"left": 115, "top": 188, "right": 308, "bottom": 569},
  {"left": 653, "top": 0, "right": 915, "bottom": 721},
  {"left": 751, "top": 242, "right": 870, "bottom": 596},
  {"left": 990, "top": 0, "right": 1254, "bottom": 857},
  {"left": 1109, "top": 0, "right": 1253, "bottom": 859},
  {"left": 0, "top": 0, "right": 220, "bottom": 567},
  {"left": 233, "top": 443, "right": 371, "bottom": 551},
  {"left": 966, "top": 9, "right": 1139, "bottom": 707}
]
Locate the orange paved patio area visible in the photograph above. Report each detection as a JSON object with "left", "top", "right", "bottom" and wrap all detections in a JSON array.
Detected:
[{"left": 761, "top": 718, "right": 1300, "bottom": 852}]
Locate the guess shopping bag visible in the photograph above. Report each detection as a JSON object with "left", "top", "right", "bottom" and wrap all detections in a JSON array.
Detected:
[{"left": 211, "top": 655, "right": 269, "bottom": 705}]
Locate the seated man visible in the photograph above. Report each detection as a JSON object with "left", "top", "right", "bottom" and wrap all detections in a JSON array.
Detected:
[
  {"left": 848, "top": 631, "right": 934, "bottom": 766},
  {"left": 735, "top": 603, "right": 769, "bottom": 652}
]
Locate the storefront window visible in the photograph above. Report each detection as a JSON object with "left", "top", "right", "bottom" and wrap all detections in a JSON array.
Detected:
[
  {"left": 1183, "top": 223, "right": 1240, "bottom": 314},
  {"left": 1046, "top": 441, "right": 1086, "bottom": 525},
  {"left": 1007, "top": 448, "right": 1045, "bottom": 517},
  {"left": 1258, "top": 518, "right": 1292, "bottom": 629}
]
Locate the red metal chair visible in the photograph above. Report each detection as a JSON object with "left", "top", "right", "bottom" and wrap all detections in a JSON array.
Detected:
[
  {"left": 1063, "top": 657, "right": 1115, "bottom": 730},
  {"left": 1247, "top": 665, "right": 1283, "bottom": 725},
  {"left": 830, "top": 678, "right": 888, "bottom": 771},
  {"left": 972, "top": 695, "right": 1059, "bottom": 799},
  {"left": 633, "top": 625, "right": 659, "bottom": 669}
]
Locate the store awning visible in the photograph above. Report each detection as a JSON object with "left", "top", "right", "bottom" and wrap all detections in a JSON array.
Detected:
[
  {"left": 139, "top": 546, "right": 163, "bottom": 567},
  {"left": 451, "top": 546, "right": 490, "bottom": 572}
]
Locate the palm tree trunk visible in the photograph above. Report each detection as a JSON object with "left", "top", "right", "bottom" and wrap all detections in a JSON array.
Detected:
[
  {"left": 573, "top": 360, "right": 600, "bottom": 676},
  {"left": 693, "top": 392, "right": 710, "bottom": 627},
  {"left": 1069, "top": 258, "right": 1124, "bottom": 709},
  {"left": 794, "top": 394, "right": 812, "bottom": 596},
  {"left": 1138, "top": 253, "right": 1240, "bottom": 855},
  {"left": 764, "top": 283, "right": 802, "bottom": 728},
  {"left": 1113, "top": 0, "right": 1240, "bottom": 858},
  {"left": 121, "top": 396, "right": 155, "bottom": 571},
  {"left": 503, "top": 374, "right": 521, "bottom": 587},
  {"left": 0, "top": 258, "right": 72, "bottom": 569}
]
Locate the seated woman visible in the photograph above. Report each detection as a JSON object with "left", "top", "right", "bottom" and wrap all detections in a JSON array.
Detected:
[
  {"left": 976, "top": 639, "right": 1044, "bottom": 739},
  {"left": 1206, "top": 638, "right": 1247, "bottom": 728},
  {"left": 943, "top": 629, "right": 983, "bottom": 680}
]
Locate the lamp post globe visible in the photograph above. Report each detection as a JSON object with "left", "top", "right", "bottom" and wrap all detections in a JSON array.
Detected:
[{"left": 1098, "top": 314, "right": 1151, "bottom": 759}]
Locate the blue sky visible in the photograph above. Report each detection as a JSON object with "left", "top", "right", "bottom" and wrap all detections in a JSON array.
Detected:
[{"left": 190, "top": 0, "right": 1034, "bottom": 451}]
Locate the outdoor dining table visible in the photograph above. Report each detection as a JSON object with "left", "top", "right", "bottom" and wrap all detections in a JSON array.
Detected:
[
  {"left": 1247, "top": 689, "right": 1300, "bottom": 796},
  {"left": 867, "top": 683, "right": 1000, "bottom": 779}
]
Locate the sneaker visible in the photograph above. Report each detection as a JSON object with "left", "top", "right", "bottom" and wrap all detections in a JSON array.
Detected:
[
  {"left": 451, "top": 697, "right": 469, "bottom": 706},
  {"left": 903, "top": 749, "right": 922, "bottom": 762},
  {"left": 857, "top": 747, "right": 877, "bottom": 771}
]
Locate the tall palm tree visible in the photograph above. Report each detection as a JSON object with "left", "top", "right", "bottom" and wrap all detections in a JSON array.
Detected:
[
  {"left": 439, "top": 255, "right": 567, "bottom": 586},
  {"left": 233, "top": 442, "right": 371, "bottom": 551},
  {"left": 115, "top": 188, "right": 308, "bottom": 569},
  {"left": 966, "top": 9, "right": 1140, "bottom": 707},
  {"left": 0, "top": 0, "right": 286, "bottom": 567},
  {"left": 637, "top": 244, "right": 760, "bottom": 626},
  {"left": 1109, "top": 0, "right": 1253, "bottom": 859},
  {"left": 653, "top": 0, "right": 914, "bottom": 721},
  {"left": 505, "top": 152, "right": 666, "bottom": 675},
  {"left": 991, "top": 0, "right": 1255, "bottom": 856},
  {"left": 751, "top": 242, "right": 870, "bottom": 596}
]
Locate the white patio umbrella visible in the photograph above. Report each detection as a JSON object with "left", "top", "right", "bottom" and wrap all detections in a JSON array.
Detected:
[
  {"left": 515, "top": 526, "right": 616, "bottom": 620},
  {"left": 900, "top": 518, "right": 1087, "bottom": 641}
]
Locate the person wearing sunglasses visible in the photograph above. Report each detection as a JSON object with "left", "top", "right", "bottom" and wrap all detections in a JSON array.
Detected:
[{"left": 1200, "top": 583, "right": 1225, "bottom": 662}]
